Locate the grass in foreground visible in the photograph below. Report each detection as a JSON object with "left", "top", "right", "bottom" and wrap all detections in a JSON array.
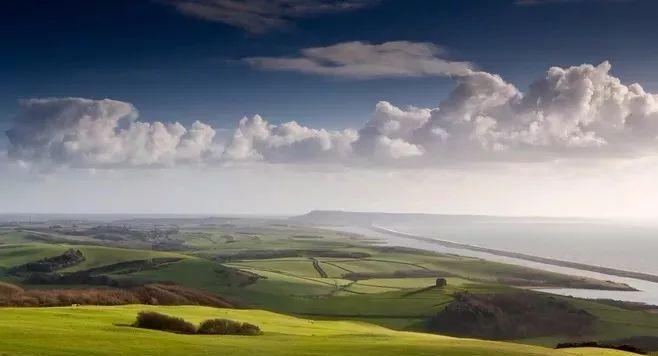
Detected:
[{"left": 0, "top": 305, "right": 638, "bottom": 356}]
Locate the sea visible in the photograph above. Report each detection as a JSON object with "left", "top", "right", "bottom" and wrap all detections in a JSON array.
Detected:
[{"left": 327, "top": 219, "right": 658, "bottom": 306}]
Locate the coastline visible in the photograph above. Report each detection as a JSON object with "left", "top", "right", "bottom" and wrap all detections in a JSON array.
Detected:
[{"left": 370, "top": 225, "right": 658, "bottom": 287}]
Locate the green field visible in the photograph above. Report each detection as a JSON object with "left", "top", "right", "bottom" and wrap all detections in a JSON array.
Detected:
[
  {"left": 1, "top": 220, "right": 658, "bottom": 354},
  {"left": 0, "top": 243, "right": 70, "bottom": 269},
  {"left": 0, "top": 305, "right": 636, "bottom": 356}
]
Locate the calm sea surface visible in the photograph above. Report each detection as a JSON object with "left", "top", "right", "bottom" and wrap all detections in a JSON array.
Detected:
[{"left": 392, "top": 220, "right": 658, "bottom": 274}]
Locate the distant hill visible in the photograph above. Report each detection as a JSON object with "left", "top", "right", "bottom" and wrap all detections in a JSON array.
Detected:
[{"left": 290, "top": 210, "right": 591, "bottom": 227}]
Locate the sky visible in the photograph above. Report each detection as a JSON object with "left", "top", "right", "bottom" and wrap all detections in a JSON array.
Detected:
[{"left": 3, "top": 0, "right": 658, "bottom": 217}]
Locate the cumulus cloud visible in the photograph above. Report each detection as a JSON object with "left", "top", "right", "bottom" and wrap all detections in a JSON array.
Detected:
[
  {"left": 6, "top": 61, "right": 658, "bottom": 169},
  {"left": 222, "top": 114, "right": 357, "bottom": 163},
  {"left": 245, "top": 41, "right": 474, "bottom": 79},
  {"left": 353, "top": 101, "right": 430, "bottom": 160},
  {"left": 6, "top": 98, "right": 218, "bottom": 169},
  {"left": 164, "top": 0, "right": 377, "bottom": 34},
  {"left": 418, "top": 61, "right": 658, "bottom": 162}
]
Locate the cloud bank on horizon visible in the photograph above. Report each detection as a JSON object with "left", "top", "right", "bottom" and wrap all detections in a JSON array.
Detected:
[
  {"left": 5, "top": 98, "right": 218, "bottom": 169},
  {"left": 6, "top": 41, "right": 658, "bottom": 170}
]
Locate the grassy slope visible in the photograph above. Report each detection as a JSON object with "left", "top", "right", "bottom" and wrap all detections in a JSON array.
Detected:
[
  {"left": 1, "top": 225, "right": 627, "bottom": 292},
  {"left": 524, "top": 297, "right": 658, "bottom": 347},
  {"left": 0, "top": 230, "right": 44, "bottom": 244},
  {"left": 0, "top": 243, "right": 70, "bottom": 269},
  {"left": 0, "top": 305, "right": 634, "bottom": 356},
  {"left": 59, "top": 246, "right": 187, "bottom": 272},
  {"left": 2, "top": 226, "right": 657, "bottom": 350},
  {"left": 124, "top": 255, "right": 658, "bottom": 350},
  {"left": 0, "top": 243, "right": 187, "bottom": 272},
  {"left": 62, "top": 239, "right": 658, "bottom": 343},
  {"left": 227, "top": 258, "right": 325, "bottom": 278}
]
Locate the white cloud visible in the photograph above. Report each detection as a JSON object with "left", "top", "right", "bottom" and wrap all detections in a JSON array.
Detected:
[
  {"left": 164, "top": 0, "right": 377, "bottom": 34},
  {"left": 223, "top": 114, "right": 358, "bottom": 163},
  {"left": 245, "top": 41, "right": 474, "bottom": 79},
  {"left": 353, "top": 101, "right": 431, "bottom": 161},
  {"left": 418, "top": 61, "right": 658, "bottom": 162},
  {"left": 373, "top": 136, "right": 425, "bottom": 160},
  {"left": 6, "top": 61, "right": 658, "bottom": 170},
  {"left": 6, "top": 98, "right": 218, "bottom": 169}
]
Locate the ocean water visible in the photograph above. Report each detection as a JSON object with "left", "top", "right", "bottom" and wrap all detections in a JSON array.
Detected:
[
  {"left": 388, "top": 220, "right": 658, "bottom": 275},
  {"left": 326, "top": 222, "right": 658, "bottom": 305}
]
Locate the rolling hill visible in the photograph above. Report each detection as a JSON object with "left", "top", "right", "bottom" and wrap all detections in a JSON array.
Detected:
[{"left": 0, "top": 305, "right": 638, "bottom": 356}]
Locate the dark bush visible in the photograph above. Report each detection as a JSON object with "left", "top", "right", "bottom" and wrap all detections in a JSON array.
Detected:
[
  {"left": 239, "top": 322, "right": 262, "bottom": 335},
  {"left": 198, "top": 319, "right": 240, "bottom": 334},
  {"left": 133, "top": 311, "right": 196, "bottom": 334},
  {"left": 608, "top": 336, "right": 658, "bottom": 352},
  {"left": 197, "top": 318, "right": 262, "bottom": 335}
]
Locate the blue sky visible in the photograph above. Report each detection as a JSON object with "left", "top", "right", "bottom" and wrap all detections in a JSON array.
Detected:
[
  {"left": 4, "top": 0, "right": 658, "bottom": 216},
  {"left": 2, "top": 0, "right": 658, "bottom": 130}
]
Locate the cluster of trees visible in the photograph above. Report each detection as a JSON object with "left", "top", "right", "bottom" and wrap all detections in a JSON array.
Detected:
[
  {"left": 0, "top": 282, "right": 235, "bottom": 308},
  {"left": 607, "top": 337, "right": 658, "bottom": 353},
  {"left": 134, "top": 311, "right": 261, "bottom": 335},
  {"left": 133, "top": 311, "right": 196, "bottom": 334},
  {"left": 198, "top": 319, "right": 261, "bottom": 335}
]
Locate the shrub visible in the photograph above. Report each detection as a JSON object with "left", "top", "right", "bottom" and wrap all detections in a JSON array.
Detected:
[
  {"left": 239, "top": 322, "right": 262, "bottom": 335},
  {"left": 197, "top": 318, "right": 262, "bottom": 335},
  {"left": 133, "top": 311, "right": 196, "bottom": 334}
]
